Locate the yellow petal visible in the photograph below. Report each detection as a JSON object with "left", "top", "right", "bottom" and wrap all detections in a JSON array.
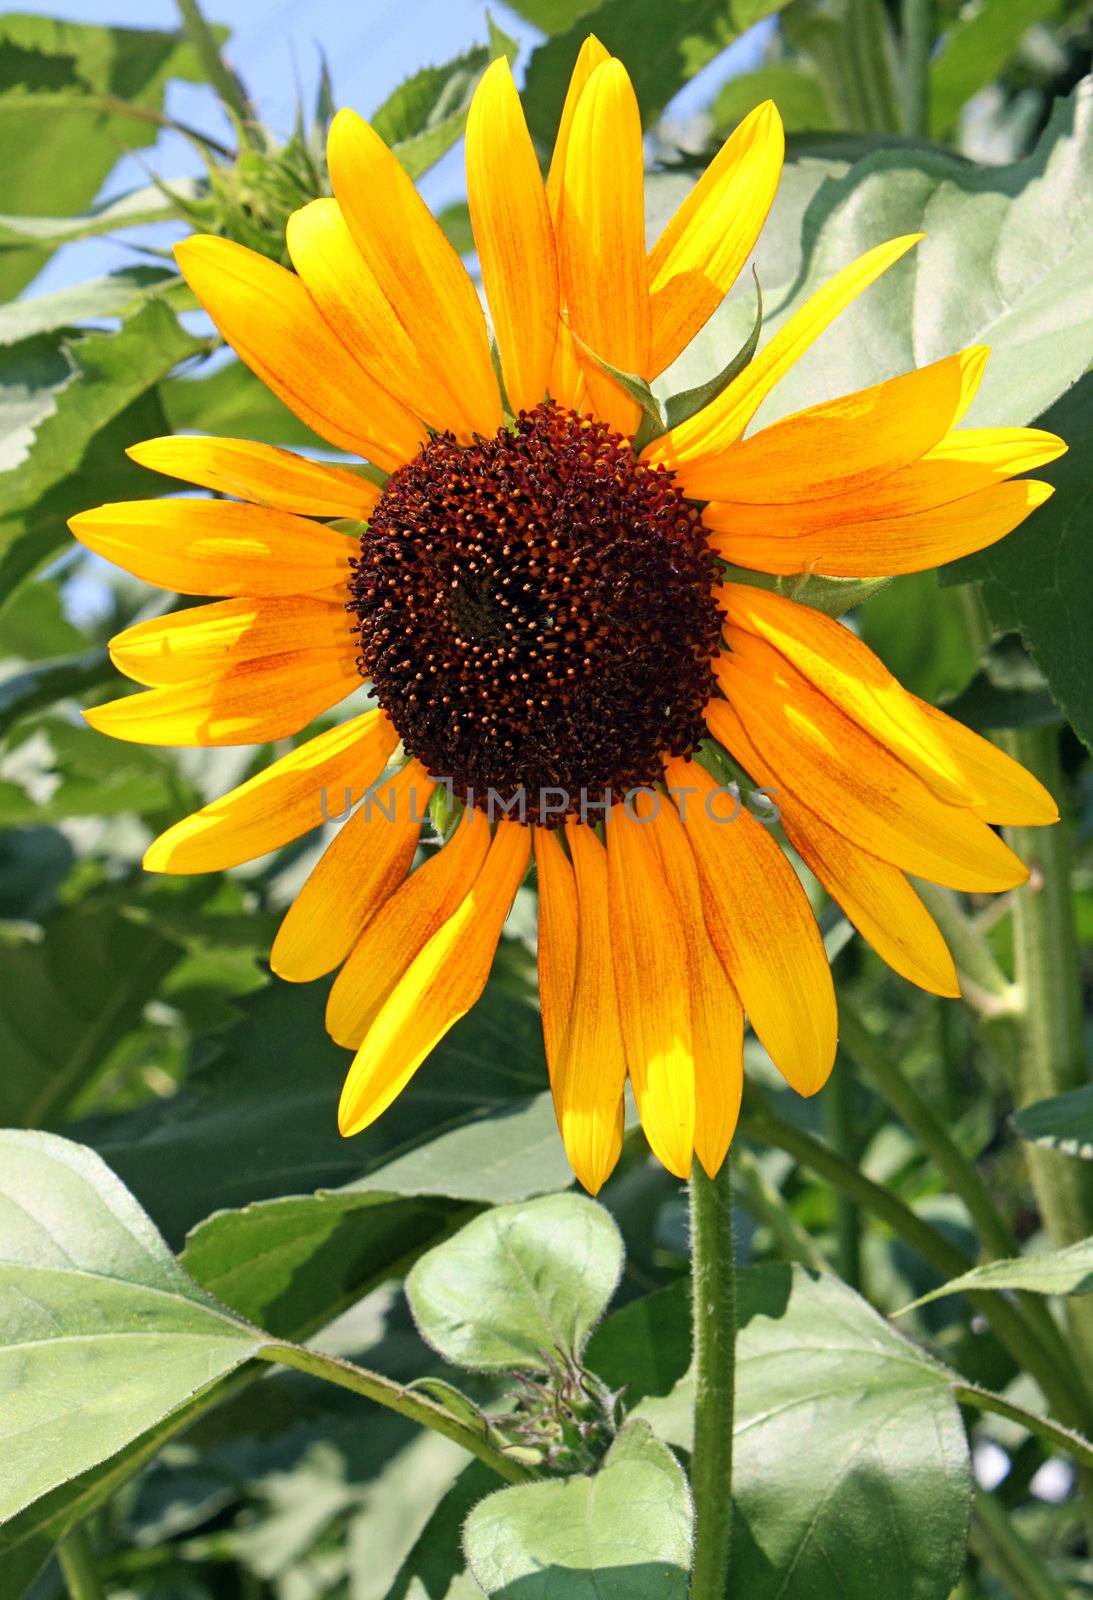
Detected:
[
  {"left": 174, "top": 235, "right": 425, "bottom": 471},
  {"left": 85, "top": 647, "right": 359, "bottom": 746},
  {"left": 679, "top": 347, "right": 988, "bottom": 503},
  {"left": 912, "top": 698, "right": 1059, "bottom": 826},
  {"left": 69, "top": 499, "right": 353, "bottom": 597},
  {"left": 326, "top": 109, "right": 502, "bottom": 439},
  {"left": 533, "top": 825, "right": 578, "bottom": 1085},
  {"left": 640, "top": 794, "right": 743, "bottom": 1177},
  {"left": 715, "top": 696, "right": 959, "bottom": 996},
  {"left": 338, "top": 821, "right": 530, "bottom": 1136},
  {"left": 327, "top": 805, "right": 491, "bottom": 1048},
  {"left": 546, "top": 34, "right": 611, "bottom": 218},
  {"left": 712, "top": 640, "right": 1029, "bottom": 891},
  {"left": 708, "top": 478, "right": 1054, "bottom": 577},
  {"left": 557, "top": 58, "right": 649, "bottom": 433},
  {"left": 545, "top": 35, "right": 608, "bottom": 413},
  {"left": 607, "top": 802, "right": 695, "bottom": 1178},
  {"left": 467, "top": 58, "right": 558, "bottom": 415},
  {"left": 720, "top": 582, "right": 977, "bottom": 805},
  {"left": 144, "top": 709, "right": 397, "bottom": 875},
  {"left": 271, "top": 760, "right": 432, "bottom": 983},
  {"left": 644, "top": 233, "right": 922, "bottom": 468},
  {"left": 926, "top": 426, "right": 1067, "bottom": 472},
  {"left": 126, "top": 435, "right": 380, "bottom": 519},
  {"left": 647, "top": 100, "right": 784, "bottom": 377},
  {"left": 109, "top": 596, "right": 351, "bottom": 687},
  {"left": 553, "top": 821, "right": 627, "bottom": 1193},
  {"left": 285, "top": 198, "right": 468, "bottom": 437},
  {"left": 663, "top": 754, "right": 837, "bottom": 1097}
]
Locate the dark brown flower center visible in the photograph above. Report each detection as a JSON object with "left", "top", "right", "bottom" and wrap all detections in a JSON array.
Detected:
[{"left": 348, "top": 401, "right": 721, "bottom": 826}]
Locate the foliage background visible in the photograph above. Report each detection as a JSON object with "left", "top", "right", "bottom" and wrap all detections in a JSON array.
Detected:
[{"left": 0, "top": 0, "right": 1091, "bottom": 1597}]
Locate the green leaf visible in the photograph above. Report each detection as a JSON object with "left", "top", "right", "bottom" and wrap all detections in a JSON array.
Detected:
[
  {"left": 499, "top": 0, "right": 601, "bottom": 30},
  {"left": 83, "top": 971, "right": 557, "bottom": 1244},
  {"left": 372, "top": 30, "right": 518, "bottom": 183},
  {"left": 0, "top": 901, "right": 183, "bottom": 1129},
  {"left": 1012, "top": 1085, "right": 1093, "bottom": 1162},
  {"left": 897, "top": 1239, "right": 1093, "bottom": 1313},
  {"left": 464, "top": 1420, "right": 692, "bottom": 1598},
  {"left": 857, "top": 572, "right": 979, "bottom": 703},
  {"left": 930, "top": 0, "right": 1064, "bottom": 138},
  {"left": 0, "top": 265, "right": 182, "bottom": 346},
  {"left": 0, "top": 16, "right": 221, "bottom": 299},
  {"left": 180, "top": 1190, "right": 475, "bottom": 1341},
  {"left": 0, "top": 1130, "right": 267, "bottom": 1528},
  {"left": 520, "top": 0, "right": 792, "bottom": 144},
  {"left": 633, "top": 1266, "right": 972, "bottom": 1600},
  {"left": 673, "top": 80, "right": 1093, "bottom": 435},
  {"left": 942, "top": 376, "right": 1093, "bottom": 749},
  {"left": 406, "top": 1193, "right": 624, "bottom": 1371},
  {"left": 660, "top": 269, "right": 764, "bottom": 433},
  {"left": 711, "top": 64, "right": 835, "bottom": 136},
  {"left": 0, "top": 717, "right": 185, "bottom": 824},
  {"left": 0, "top": 177, "right": 203, "bottom": 249},
  {"left": 0, "top": 302, "right": 202, "bottom": 599}
]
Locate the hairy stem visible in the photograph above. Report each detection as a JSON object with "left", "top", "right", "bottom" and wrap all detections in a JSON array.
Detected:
[
  {"left": 899, "top": 0, "right": 932, "bottom": 135},
  {"left": 259, "top": 1344, "right": 533, "bottom": 1484},
  {"left": 689, "top": 1158, "right": 737, "bottom": 1600}
]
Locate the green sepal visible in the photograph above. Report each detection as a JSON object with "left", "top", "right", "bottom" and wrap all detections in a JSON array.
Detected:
[
  {"left": 428, "top": 783, "right": 465, "bottom": 843},
  {"left": 405, "top": 1376, "right": 491, "bottom": 1439},
  {"left": 562, "top": 321, "right": 666, "bottom": 438},
  {"left": 718, "top": 560, "right": 893, "bottom": 619},
  {"left": 659, "top": 266, "right": 765, "bottom": 437}
]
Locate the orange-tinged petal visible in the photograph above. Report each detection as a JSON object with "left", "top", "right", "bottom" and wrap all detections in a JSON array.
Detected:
[
  {"left": 714, "top": 697, "right": 959, "bottom": 996},
  {"left": 125, "top": 436, "right": 380, "bottom": 520},
  {"left": 645, "top": 234, "right": 922, "bottom": 469},
  {"left": 85, "top": 647, "right": 359, "bottom": 747},
  {"left": 143, "top": 708, "right": 398, "bottom": 874},
  {"left": 326, "top": 109, "right": 501, "bottom": 438},
  {"left": 719, "top": 582, "right": 977, "bottom": 806},
  {"left": 557, "top": 58, "right": 649, "bottom": 433},
  {"left": 338, "top": 820, "right": 530, "bottom": 1137},
  {"left": 663, "top": 755, "right": 836, "bottom": 1097},
  {"left": 69, "top": 499, "right": 353, "bottom": 597},
  {"left": 534, "top": 825, "right": 578, "bottom": 1085},
  {"left": 271, "top": 759, "right": 432, "bottom": 983},
  {"left": 678, "top": 348, "right": 988, "bottom": 503},
  {"left": 467, "top": 58, "right": 558, "bottom": 415},
  {"left": 708, "top": 478, "right": 1054, "bottom": 577},
  {"left": 641, "top": 794, "right": 743, "bottom": 1176},
  {"left": 712, "top": 640, "right": 1029, "bottom": 891},
  {"left": 326, "top": 805, "right": 492, "bottom": 1049},
  {"left": 647, "top": 100, "right": 784, "bottom": 377},
  {"left": 285, "top": 198, "right": 467, "bottom": 437},
  {"left": 174, "top": 235, "right": 425, "bottom": 471},
  {"left": 109, "top": 596, "right": 351, "bottom": 687},
  {"left": 912, "top": 698, "right": 1059, "bottom": 826},
  {"left": 607, "top": 802, "right": 695, "bottom": 1178},
  {"left": 553, "top": 820, "right": 627, "bottom": 1193}
]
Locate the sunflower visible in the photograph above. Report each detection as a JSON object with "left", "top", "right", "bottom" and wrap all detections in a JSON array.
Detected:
[{"left": 70, "top": 39, "right": 1063, "bottom": 1193}]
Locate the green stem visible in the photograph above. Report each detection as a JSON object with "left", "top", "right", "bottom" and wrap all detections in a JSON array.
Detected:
[
  {"left": 970, "top": 1489, "right": 1071, "bottom": 1600},
  {"left": 915, "top": 881, "right": 1017, "bottom": 1012},
  {"left": 741, "top": 1091, "right": 1091, "bottom": 1432},
  {"left": 900, "top": 0, "right": 932, "bottom": 135},
  {"left": 689, "top": 1158, "right": 737, "bottom": 1600},
  {"left": 58, "top": 1527, "right": 104, "bottom": 1600},
  {"left": 823, "top": 1051, "right": 862, "bottom": 1289},
  {"left": 259, "top": 1343, "right": 532, "bottom": 1485},
  {"left": 954, "top": 1381, "right": 1093, "bottom": 1471},
  {"left": 1000, "top": 725, "right": 1093, "bottom": 1382},
  {"left": 175, "top": 0, "right": 257, "bottom": 138}
]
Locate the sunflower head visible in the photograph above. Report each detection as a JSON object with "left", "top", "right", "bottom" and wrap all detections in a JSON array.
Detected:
[{"left": 69, "top": 38, "right": 1064, "bottom": 1194}]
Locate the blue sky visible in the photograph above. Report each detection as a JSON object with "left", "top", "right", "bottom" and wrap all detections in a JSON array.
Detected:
[{"left": 20, "top": 0, "right": 771, "bottom": 294}]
